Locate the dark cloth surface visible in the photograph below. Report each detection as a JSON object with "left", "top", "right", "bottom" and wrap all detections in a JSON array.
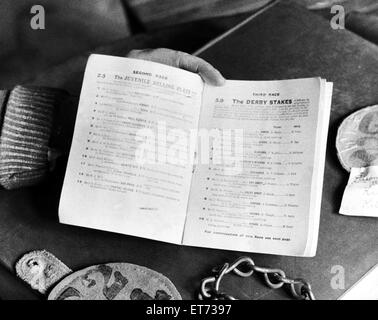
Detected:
[
  {"left": 27, "top": 12, "right": 252, "bottom": 96},
  {"left": 1, "top": 1, "right": 378, "bottom": 300},
  {"left": 347, "top": 11, "right": 378, "bottom": 45},
  {"left": 0, "top": 264, "right": 39, "bottom": 300},
  {"left": 0, "top": 0, "right": 130, "bottom": 89},
  {"left": 2, "top": 0, "right": 378, "bottom": 89}
]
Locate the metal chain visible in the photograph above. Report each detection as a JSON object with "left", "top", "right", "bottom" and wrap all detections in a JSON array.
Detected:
[{"left": 198, "top": 256, "right": 315, "bottom": 300}]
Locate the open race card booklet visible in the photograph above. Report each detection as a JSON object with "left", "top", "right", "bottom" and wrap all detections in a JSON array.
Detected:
[{"left": 59, "top": 54, "right": 333, "bottom": 257}]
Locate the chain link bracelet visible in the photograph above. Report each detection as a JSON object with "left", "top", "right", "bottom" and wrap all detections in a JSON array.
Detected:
[{"left": 198, "top": 256, "right": 315, "bottom": 300}]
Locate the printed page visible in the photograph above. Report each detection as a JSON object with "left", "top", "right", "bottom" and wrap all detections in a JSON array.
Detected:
[
  {"left": 183, "top": 78, "right": 331, "bottom": 256},
  {"left": 59, "top": 54, "right": 203, "bottom": 244}
]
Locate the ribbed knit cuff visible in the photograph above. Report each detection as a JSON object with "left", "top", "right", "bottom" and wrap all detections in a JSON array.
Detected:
[{"left": 0, "top": 86, "right": 67, "bottom": 189}]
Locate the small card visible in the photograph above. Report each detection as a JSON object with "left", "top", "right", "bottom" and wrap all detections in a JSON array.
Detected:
[
  {"left": 338, "top": 264, "right": 378, "bottom": 300},
  {"left": 340, "top": 166, "right": 378, "bottom": 217}
]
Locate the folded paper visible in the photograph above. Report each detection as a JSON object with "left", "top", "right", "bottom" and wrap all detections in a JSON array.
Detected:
[{"left": 340, "top": 166, "right": 378, "bottom": 217}]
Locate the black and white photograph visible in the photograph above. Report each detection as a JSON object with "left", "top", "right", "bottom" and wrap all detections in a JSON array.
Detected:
[{"left": 0, "top": 0, "right": 377, "bottom": 309}]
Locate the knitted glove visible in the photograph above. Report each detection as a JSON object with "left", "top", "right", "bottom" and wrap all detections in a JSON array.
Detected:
[{"left": 0, "top": 86, "right": 67, "bottom": 189}]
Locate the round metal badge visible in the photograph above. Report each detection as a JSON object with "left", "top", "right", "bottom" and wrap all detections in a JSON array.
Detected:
[
  {"left": 336, "top": 105, "right": 378, "bottom": 171},
  {"left": 48, "top": 263, "right": 181, "bottom": 300}
]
